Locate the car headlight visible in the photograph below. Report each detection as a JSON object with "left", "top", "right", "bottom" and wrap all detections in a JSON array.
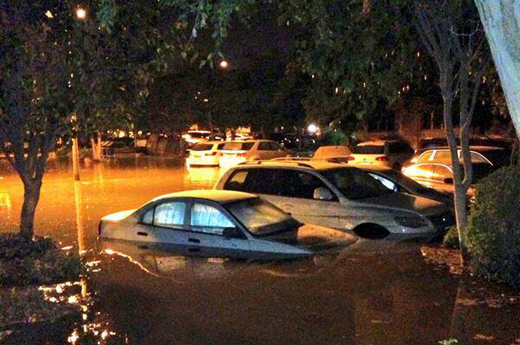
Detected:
[{"left": 395, "top": 216, "right": 428, "bottom": 228}]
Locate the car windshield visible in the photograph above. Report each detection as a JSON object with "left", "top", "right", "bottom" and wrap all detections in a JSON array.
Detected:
[
  {"left": 322, "top": 168, "right": 394, "bottom": 199},
  {"left": 226, "top": 198, "right": 296, "bottom": 235},
  {"left": 191, "top": 143, "right": 214, "bottom": 151},
  {"left": 222, "top": 142, "right": 254, "bottom": 151},
  {"left": 352, "top": 145, "right": 385, "bottom": 154}
]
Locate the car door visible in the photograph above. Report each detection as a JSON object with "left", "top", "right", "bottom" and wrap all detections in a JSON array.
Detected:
[
  {"left": 405, "top": 163, "right": 435, "bottom": 187},
  {"left": 276, "top": 170, "right": 343, "bottom": 229},
  {"left": 430, "top": 164, "right": 455, "bottom": 193},
  {"left": 222, "top": 168, "right": 288, "bottom": 210},
  {"left": 133, "top": 200, "right": 189, "bottom": 250},
  {"left": 185, "top": 201, "right": 251, "bottom": 258}
]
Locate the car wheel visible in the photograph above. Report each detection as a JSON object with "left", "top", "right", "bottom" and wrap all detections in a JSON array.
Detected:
[{"left": 353, "top": 224, "right": 390, "bottom": 240}]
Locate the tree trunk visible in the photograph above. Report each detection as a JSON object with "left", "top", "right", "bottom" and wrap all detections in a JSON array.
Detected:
[
  {"left": 474, "top": 0, "right": 520, "bottom": 141},
  {"left": 91, "top": 132, "right": 102, "bottom": 161},
  {"left": 20, "top": 180, "right": 42, "bottom": 239}
]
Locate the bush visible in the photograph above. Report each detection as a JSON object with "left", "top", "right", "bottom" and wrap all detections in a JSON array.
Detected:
[
  {"left": 0, "top": 234, "right": 82, "bottom": 287},
  {"left": 443, "top": 226, "right": 459, "bottom": 248},
  {"left": 466, "top": 165, "right": 520, "bottom": 289}
]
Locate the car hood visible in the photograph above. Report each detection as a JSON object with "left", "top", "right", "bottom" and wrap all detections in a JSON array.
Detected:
[{"left": 356, "top": 192, "right": 448, "bottom": 217}]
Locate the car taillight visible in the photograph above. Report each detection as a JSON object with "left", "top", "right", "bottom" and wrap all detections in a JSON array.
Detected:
[
  {"left": 237, "top": 152, "right": 247, "bottom": 157},
  {"left": 348, "top": 156, "right": 355, "bottom": 161},
  {"left": 375, "top": 156, "right": 388, "bottom": 161},
  {"left": 205, "top": 152, "right": 218, "bottom": 156}
]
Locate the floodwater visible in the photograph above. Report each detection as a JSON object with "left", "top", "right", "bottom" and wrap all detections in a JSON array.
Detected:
[{"left": 0, "top": 156, "right": 519, "bottom": 345}]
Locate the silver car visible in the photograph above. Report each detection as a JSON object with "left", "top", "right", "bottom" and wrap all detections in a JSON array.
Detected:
[
  {"left": 99, "top": 190, "right": 313, "bottom": 260},
  {"left": 215, "top": 161, "right": 454, "bottom": 240}
]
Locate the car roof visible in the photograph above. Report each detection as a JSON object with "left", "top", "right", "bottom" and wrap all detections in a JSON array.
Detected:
[
  {"left": 152, "top": 190, "right": 257, "bottom": 204},
  {"left": 313, "top": 145, "right": 352, "bottom": 158},
  {"left": 237, "top": 159, "right": 351, "bottom": 171},
  {"left": 348, "top": 164, "right": 393, "bottom": 172},
  {"left": 192, "top": 140, "right": 224, "bottom": 145},
  {"left": 356, "top": 140, "right": 400, "bottom": 146},
  {"left": 422, "top": 145, "right": 505, "bottom": 152}
]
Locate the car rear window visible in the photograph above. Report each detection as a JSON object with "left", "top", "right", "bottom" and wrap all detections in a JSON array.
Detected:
[
  {"left": 222, "top": 142, "right": 254, "bottom": 151},
  {"left": 352, "top": 145, "right": 385, "bottom": 154},
  {"left": 191, "top": 143, "right": 214, "bottom": 151}
]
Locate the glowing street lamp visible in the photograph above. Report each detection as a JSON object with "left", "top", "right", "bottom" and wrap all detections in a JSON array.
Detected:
[
  {"left": 75, "top": 7, "right": 87, "bottom": 20},
  {"left": 307, "top": 124, "right": 318, "bottom": 134},
  {"left": 219, "top": 60, "right": 229, "bottom": 69}
]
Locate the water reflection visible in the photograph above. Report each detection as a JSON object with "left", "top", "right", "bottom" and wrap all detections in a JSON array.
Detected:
[
  {"left": 0, "top": 190, "right": 13, "bottom": 222},
  {"left": 184, "top": 165, "right": 223, "bottom": 188}
]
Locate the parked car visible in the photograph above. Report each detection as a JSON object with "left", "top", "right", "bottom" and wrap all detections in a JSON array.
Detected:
[
  {"left": 312, "top": 145, "right": 352, "bottom": 163},
  {"left": 403, "top": 146, "right": 510, "bottom": 168},
  {"left": 187, "top": 141, "right": 226, "bottom": 167},
  {"left": 352, "top": 165, "right": 453, "bottom": 205},
  {"left": 215, "top": 161, "right": 454, "bottom": 240},
  {"left": 99, "top": 190, "right": 313, "bottom": 260},
  {"left": 219, "top": 140, "right": 289, "bottom": 167},
  {"left": 348, "top": 140, "right": 414, "bottom": 169},
  {"left": 182, "top": 130, "right": 212, "bottom": 147},
  {"left": 402, "top": 161, "right": 497, "bottom": 197}
]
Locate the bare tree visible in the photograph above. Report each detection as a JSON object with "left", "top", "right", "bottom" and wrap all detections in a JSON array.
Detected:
[
  {"left": 0, "top": 1, "right": 74, "bottom": 238},
  {"left": 414, "top": 0, "right": 491, "bottom": 264}
]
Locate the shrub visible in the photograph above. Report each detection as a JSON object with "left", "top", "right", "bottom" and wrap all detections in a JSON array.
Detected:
[
  {"left": 0, "top": 234, "right": 82, "bottom": 287},
  {"left": 466, "top": 165, "right": 520, "bottom": 289},
  {"left": 443, "top": 226, "right": 459, "bottom": 248}
]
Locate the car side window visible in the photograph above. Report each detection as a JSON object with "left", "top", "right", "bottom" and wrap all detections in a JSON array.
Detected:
[
  {"left": 142, "top": 208, "right": 154, "bottom": 225},
  {"left": 190, "top": 203, "right": 235, "bottom": 235},
  {"left": 269, "top": 142, "right": 281, "bottom": 151},
  {"left": 417, "top": 151, "right": 434, "bottom": 163},
  {"left": 153, "top": 202, "right": 186, "bottom": 228},
  {"left": 369, "top": 173, "right": 399, "bottom": 192},
  {"left": 217, "top": 143, "right": 226, "bottom": 150},
  {"left": 433, "top": 150, "right": 452, "bottom": 162},
  {"left": 258, "top": 142, "right": 272, "bottom": 150},
  {"left": 281, "top": 171, "right": 334, "bottom": 200}
]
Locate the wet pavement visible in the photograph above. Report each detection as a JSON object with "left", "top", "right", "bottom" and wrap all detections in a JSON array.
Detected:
[{"left": 0, "top": 156, "right": 519, "bottom": 345}]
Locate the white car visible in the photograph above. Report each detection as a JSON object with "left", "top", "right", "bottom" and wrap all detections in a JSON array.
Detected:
[
  {"left": 219, "top": 140, "right": 289, "bottom": 167},
  {"left": 187, "top": 141, "right": 225, "bottom": 166},
  {"left": 348, "top": 140, "right": 414, "bottom": 169},
  {"left": 99, "top": 190, "right": 312, "bottom": 260},
  {"left": 215, "top": 161, "right": 454, "bottom": 240},
  {"left": 182, "top": 130, "right": 212, "bottom": 147}
]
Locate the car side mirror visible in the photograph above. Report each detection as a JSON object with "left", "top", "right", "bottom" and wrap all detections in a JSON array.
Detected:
[
  {"left": 222, "top": 227, "right": 242, "bottom": 238},
  {"left": 313, "top": 187, "right": 334, "bottom": 201},
  {"left": 444, "top": 177, "right": 454, "bottom": 185}
]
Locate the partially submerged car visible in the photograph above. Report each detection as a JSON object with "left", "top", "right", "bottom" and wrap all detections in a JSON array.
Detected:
[
  {"left": 99, "top": 190, "right": 313, "bottom": 260},
  {"left": 215, "top": 161, "right": 454, "bottom": 240}
]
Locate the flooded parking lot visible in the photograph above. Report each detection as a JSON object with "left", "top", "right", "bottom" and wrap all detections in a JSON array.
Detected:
[{"left": 0, "top": 156, "right": 519, "bottom": 344}]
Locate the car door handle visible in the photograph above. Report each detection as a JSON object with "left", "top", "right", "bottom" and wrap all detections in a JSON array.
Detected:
[
  {"left": 137, "top": 232, "right": 148, "bottom": 237},
  {"left": 188, "top": 248, "right": 200, "bottom": 252},
  {"left": 188, "top": 238, "right": 200, "bottom": 243}
]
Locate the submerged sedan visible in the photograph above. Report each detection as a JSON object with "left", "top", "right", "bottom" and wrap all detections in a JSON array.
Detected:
[{"left": 99, "top": 190, "right": 313, "bottom": 260}]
